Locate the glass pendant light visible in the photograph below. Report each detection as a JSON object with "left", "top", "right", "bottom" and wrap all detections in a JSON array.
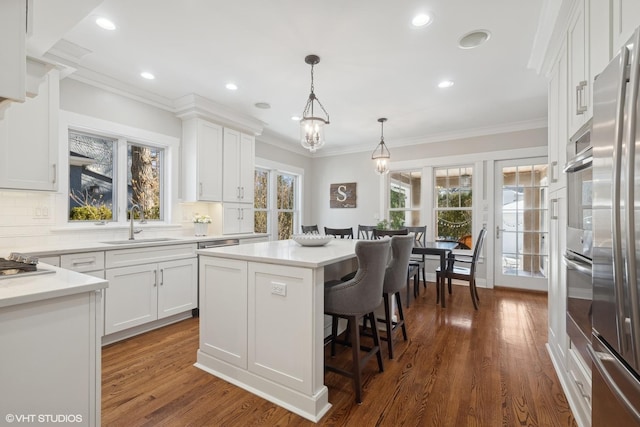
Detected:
[
  {"left": 300, "top": 55, "right": 330, "bottom": 153},
  {"left": 371, "top": 118, "right": 391, "bottom": 175}
]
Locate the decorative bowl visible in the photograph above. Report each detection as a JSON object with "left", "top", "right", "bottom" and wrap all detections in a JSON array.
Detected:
[{"left": 292, "top": 234, "right": 333, "bottom": 247}]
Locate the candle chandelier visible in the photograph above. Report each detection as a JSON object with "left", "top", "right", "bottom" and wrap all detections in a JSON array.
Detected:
[
  {"left": 299, "top": 54, "right": 330, "bottom": 153},
  {"left": 371, "top": 118, "right": 391, "bottom": 175}
]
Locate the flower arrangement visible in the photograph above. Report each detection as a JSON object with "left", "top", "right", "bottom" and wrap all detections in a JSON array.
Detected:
[{"left": 193, "top": 214, "right": 212, "bottom": 224}]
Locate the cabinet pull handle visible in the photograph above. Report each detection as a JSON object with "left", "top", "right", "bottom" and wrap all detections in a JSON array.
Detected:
[
  {"left": 199, "top": 182, "right": 203, "bottom": 197},
  {"left": 154, "top": 270, "right": 157, "bottom": 287},
  {"left": 550, "top": 161, "right": 558, "bottom": 183},
  {"left": 577, "top": 80, "right": 588, "bottom": 114},
  {"left": 237, "top": 208, "right": 241, "bottom": 220},
  {"left": 241, "top": 186, "right": 244, "bottom": 199},
  {"left": 52, "top": 164, "right": 57, "bottom": 184},
  {"left": 240, "top": 208, "right": 244, "bottom": 220},
  {"left": 550, "top": 198, "right": 558, "bottom": 220},
  {"left": 160, "top": 268, "right": 164, "bottom": 286}
]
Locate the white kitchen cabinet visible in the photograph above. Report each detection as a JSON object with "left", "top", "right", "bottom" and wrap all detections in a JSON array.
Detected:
[
  {"left": 589, "top": 0, "right": 611, "bottom": 80},
  {"left": 181, "top": 117, "right": 223, "bottom": 201},
  {"left": 611, "top": 0, "right": 640, "bottom": 54},
  {"left": 223, "top": 129, "right": 255, "bottom": 204},
  {"left": 548, "top": 40, "right": 568, "bottom": 192},
  {"left": 61, "top": 251, "right": 105, "bottom": 273},
  {"left": 199, "top": 256, "right": 248, "bottom": 368},
  {"left": 548, "top": 190, "right": 567, "bottom": 369},
  {"left": 0, "top": 0, "right": 26, "bottom": 103},
  {"left": 223, "top": 202, "right": 255, "bottom": 235},
  {"left": 0, "top": 69, "right": 59, "bottom": 191},
  {"left": 567, "top": 0, "right": 590, "bottom": 136},
  {"left": 104, "top": 257, "right": 197, "bottom": 335},
  {"left": 0, "top": 288, "right": 103, "bottom": 426}
]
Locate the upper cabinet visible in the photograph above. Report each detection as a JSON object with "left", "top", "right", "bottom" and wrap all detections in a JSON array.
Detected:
[
  {"left": 0, "top": 0, "right": 26, "bottom": 103},
  {"left": 0, "top": 69, "right": 59, "bottom": 191},
  {"left": 567, "top": 0, "right": 590, "bottom": 136},
  {"left": 611, "top": 0, "right": 640, "bottom": 54},
  {"left": 548, "top": 40, "right": 568, "bottom": 192},
  {"left": 181, "top": 118, "right": 224, "bottom": 201},
  {"left": 223, "top": 129, "right": 255, "bottom": 204}
]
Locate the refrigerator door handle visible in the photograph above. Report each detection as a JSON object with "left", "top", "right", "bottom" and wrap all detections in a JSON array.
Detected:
[
  {"left": 613, "top": 42, "right": 632, "bottom": 356},
  {"left": 589, "top": 341, "right": 640, "bottom": 424},
  {"left": 624, "top": 29, "right": 640, "bottom": 368}
]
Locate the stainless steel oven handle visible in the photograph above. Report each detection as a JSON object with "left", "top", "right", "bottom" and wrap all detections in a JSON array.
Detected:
[
  {"left": 563, "top": 149, "right": 593, "bottom": 173},
  {"left": 562, "top": 254, "right": 592, "bottom": 275}
]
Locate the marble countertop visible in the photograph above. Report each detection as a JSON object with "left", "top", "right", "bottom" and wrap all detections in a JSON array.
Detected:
[
  {"left": 11, "top": 233, "right": 269, "bottom": 257},
  {"left": 198, "top": 239, "right": 358, "bottom": 268},
  {"left": 0, "top": 264, "right": 108, "bottom": 308}
]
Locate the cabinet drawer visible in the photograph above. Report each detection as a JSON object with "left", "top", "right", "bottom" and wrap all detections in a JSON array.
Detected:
[
  {"left": 568, "top": 347, "right": 592, "bottom": 410},
  {"left": 61, "top": 251, "right": 105, "bottom": 272},
  {"left": 106, "top": 244, "right": 196, "bottom": 269},
  {"left": 38, "top": 256, "right": 60, "bottom": 267}
]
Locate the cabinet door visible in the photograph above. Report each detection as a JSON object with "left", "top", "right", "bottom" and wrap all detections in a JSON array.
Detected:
[
  {"left": 222, "top": 203, "right": 242, "bottom": 234},
  {"left": 0, "top": 70, "right": 58, "bottom": 191},
  {"left": 222, "top": 127, "right": 242, "bottom": 202},
  {"left": 196, "top": 120, "right": 223, "bottom": 201},
  {"left": 239, "top": 206, "right": 255, "bottom": 234},
  {"left": 157, "top": 258, "right": 197, "bottom": 319},
  {"left": 239, "top": 133, "right": 255, "bottom": 203},
  {"left": 548, "top": 41, "right": 568, "bottom": 192},
  {"left": 105, "top": 264, "right": 158, "bottom": 334},
  {"left": 548, "top": 190, "right": 568, "bottom": 368},
  {"left": 612, "top": 0, "right": 640, "bottom": 53},
  {"left": 199, "top": 257, "right": 248, "bottom": 368},
  {"left": 567, "top": 0, "right": 589, "bottom": 136},
  {"left": 0, "top": 0, "right": 26, "bottom": 102}
]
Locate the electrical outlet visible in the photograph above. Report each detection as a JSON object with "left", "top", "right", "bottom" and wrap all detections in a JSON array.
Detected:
[{"left": 271, "top": 282, "right": 286, "bottom": 296}]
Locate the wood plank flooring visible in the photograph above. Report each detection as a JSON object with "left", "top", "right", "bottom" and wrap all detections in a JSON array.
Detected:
[{"left": 102, "top": 283, "right": 577, "bottom": 426}]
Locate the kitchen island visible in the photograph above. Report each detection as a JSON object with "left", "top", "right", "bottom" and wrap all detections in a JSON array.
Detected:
[{"left": 196, "top": 239, "right": 358, "bottom": 422}]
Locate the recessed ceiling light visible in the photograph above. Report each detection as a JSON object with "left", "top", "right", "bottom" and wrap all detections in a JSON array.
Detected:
[
  {"left": 140, "top": 72, "right": 155, "bottom": 80},
  {"left": 412, "top": 13, "right": 432, "bottom": 27},
  {"left": 458, "top": 30, "right": 491, "bottom": 49},
  {"left": 254, "top": 102, "right": 271, "bottom": 109},
  {"left": 291, "top": 116, "right": 301, "bottom": 121},
  {"left": 95, "top": 17, "right": 116, "bottom": 31},
  {"left": 438, "top": 80, "right": 454, "bottom": 88},
  {"left": 226, "top": 83, "right": 238, "bottom": 91}
]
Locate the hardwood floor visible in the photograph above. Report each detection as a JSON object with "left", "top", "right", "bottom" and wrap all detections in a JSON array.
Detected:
[{"left": 102, "top": 283, "right": 577, "bottom": 426}]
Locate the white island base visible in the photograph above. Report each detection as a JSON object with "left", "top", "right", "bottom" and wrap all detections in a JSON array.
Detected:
[{"left": 195, "top": 239, "right": 359, "bottom": 422}]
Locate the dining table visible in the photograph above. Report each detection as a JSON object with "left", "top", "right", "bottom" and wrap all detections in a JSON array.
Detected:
[{"left": 412, "top": 240, "right": 459, "bottom": 308}]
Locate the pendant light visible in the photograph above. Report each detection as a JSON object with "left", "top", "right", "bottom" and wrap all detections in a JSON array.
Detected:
[
  {"left": 371, "top": 118, "right": 391, "bottom": 175},
  {"left": 300, "top": 54, "right": 330, "bottom": 153}
]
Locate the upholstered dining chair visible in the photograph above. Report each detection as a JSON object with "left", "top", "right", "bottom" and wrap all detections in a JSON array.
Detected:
[
  {"left": 406, "top": 226, "right": 427, "bottom": 296},
  {"left": 379, "top": 234, "right": 414, "bottom": 359},
  {"left": 357, "top": 225, "right": 376, "bottom": 240},
  {"left": 372, "top": 228, "right": 418, "bottom": 307},
  {"left": 324, "top": 239, "right": 391, "bottom": 403},
  {"left": 301, "top": 224, "right": 319, "bottom": 234},
  {"left": 436, "top": 227, "right": 487, "bottom": 310},
  {"left": 324, "top": 227, "right": 354, "bottom": 239}
]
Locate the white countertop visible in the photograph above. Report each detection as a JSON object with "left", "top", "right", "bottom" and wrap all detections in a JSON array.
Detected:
[
  {"left": 0, "top": 264, "right": 108, "bottom": 309},
  {"left": 12, "top": 233, "right": 269, "bottom": 257},
  {"left": 197, "top": 239, "right": 358, "bottom": 268}
]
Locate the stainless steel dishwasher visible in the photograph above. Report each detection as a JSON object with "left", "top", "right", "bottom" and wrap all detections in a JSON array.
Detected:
[{"left": 194, "top": 239, "right": 240, "bottom": 316}]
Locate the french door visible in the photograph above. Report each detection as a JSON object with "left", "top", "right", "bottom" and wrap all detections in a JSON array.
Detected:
[{"left": 494, "top": 158, "right": 549, "bottom": 291}]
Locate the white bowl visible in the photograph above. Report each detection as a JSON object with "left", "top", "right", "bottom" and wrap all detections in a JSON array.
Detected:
[{"left": 292, "top": 234, "right": 333, "bottom": 247}]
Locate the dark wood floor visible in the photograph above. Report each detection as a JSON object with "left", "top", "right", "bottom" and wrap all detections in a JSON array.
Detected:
[{"left": 102, "top": 283, "right": 577, "bottom": 426}]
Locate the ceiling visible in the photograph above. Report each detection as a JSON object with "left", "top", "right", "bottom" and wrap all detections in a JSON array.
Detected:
[{"left": 33, "top": 0, "right": 549, "bottom": 156}]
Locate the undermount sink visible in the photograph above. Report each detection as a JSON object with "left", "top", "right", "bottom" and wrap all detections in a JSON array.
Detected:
[{"left": 101, "top": 238, "right": 180, "bottom": 245}]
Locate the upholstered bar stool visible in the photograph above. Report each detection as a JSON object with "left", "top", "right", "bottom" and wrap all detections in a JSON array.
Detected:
[
  {"left": 324, "top": 239, "right": 390, "bottom": 403},
  {"left": 379, "top": 234, "right": 414, "bottom": 359}
]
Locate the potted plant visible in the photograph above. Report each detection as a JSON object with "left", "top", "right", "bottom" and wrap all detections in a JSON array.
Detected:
[{"left": 193, "top": 213, "right": 212, "bottom": 236}]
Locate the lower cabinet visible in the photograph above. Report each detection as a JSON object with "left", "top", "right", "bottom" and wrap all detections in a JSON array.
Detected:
[{"left": 105, "top": 258, "right": 197, "bottom": 335}]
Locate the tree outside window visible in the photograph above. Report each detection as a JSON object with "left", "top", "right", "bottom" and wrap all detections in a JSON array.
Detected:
[
  {"left": 388, "top": 170, "right": 421, "bottom": 228},
  {"left": 435, "top": 166, "right": 473, "bottom": 248},
  {"left": 254, "top": 167, "right": 300, "bottom": 240}
]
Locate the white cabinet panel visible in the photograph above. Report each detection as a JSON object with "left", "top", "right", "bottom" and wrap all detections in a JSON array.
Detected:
[
  {"left": 548, "top": 190, "right": 568, "bottom": 367},
  {"left": 105, "top": 264, "right": 158, "bottom": 334},
  {"left": 548, "top": 41, "right": 568, "bottom": 192},
  {"left": 105, "top": 244, "right": 195, "bottom": 269},
  {"left": 223, "top": 203, "right": 254, "bottom": 234},
  {"left": 61, "top": 251, "right": 105, "bottom": 273},
  {"left": 157, "top": 258, "right": 197, "bottom": 319},
  {"left": 181, "top": 118, "right": 223, "bottom": 201},
  {"left": 568, "top": 0, "right": 590, "bottom": 136},
  {"left": 223, "top": 129, "right": 255, "bottom": 204},
  {"left": 612, "top": 0, "right": 640, "bottom": 54},
  {"left": 0, "top": 70, "right": 59, "bottom": 191},
  {"left": 199, "top": 257, "right": 248, "bottom": 368},
  {"left": 0, "top": 0, "right": 26, "bottom": 103}
]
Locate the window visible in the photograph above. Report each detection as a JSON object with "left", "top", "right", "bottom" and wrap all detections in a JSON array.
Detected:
[
  {"left": 435, "top": 166, "right": 473, "bottom": 248},
  {"left": 388, "top": 170, "right": 421, "bottom": 228},
  {"left": 254, "top": 164, "right": 301, "bottom": 240},
  {"left": 68, "top": 130, "right": 164, "bottom": 222}
]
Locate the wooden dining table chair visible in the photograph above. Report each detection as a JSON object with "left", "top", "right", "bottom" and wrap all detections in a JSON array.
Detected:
[{"left": 324, "top": 227, "right": 354, "bottom": 239}]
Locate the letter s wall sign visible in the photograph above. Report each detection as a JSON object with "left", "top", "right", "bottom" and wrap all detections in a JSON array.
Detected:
[{"left": 330, "top": 182, "right": 357, "bottom": 208}]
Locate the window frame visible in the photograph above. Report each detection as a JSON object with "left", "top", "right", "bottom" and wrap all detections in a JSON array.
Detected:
[
  {"left": 58, "top": 110, "right": 179, "bottom": 228},
  {"left": 433, "top": 165, "right": 474, "bottom": 245}
]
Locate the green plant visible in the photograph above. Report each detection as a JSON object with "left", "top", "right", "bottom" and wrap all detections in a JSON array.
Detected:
[
  {"left": 376, "top": 217, "right": 405, "bottom": 230},
  {"left": 376, "top": 219, "right": 389, "bottom": 230},
  {"left": 69, "top": 190, "right": 113, "bottom": 221}
]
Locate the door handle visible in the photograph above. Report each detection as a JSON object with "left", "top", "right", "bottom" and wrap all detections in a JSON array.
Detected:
[{"left": 496, "top": 226, "right": 500, "bottom": 239}]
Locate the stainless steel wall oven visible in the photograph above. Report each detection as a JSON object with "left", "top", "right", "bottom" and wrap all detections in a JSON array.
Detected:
[{"left": 563, "top": 119, "right": 593, "bottom": 364}]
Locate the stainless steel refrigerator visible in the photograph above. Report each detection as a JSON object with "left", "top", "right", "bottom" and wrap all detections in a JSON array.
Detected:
[{"left": 590, "top": 27, "right": 640, "bottom": 425}]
